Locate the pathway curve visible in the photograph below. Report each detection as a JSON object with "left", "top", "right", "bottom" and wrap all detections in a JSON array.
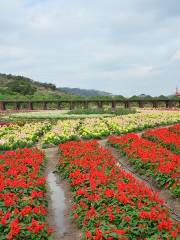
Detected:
[
  {"left": 44, "top": 147, "right": 81, "bottom": 240},
  {"left": 98, "top": 139, "right": 180, "bottom": 222}
]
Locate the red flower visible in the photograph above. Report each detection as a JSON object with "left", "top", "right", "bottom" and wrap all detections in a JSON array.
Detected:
[
  {"left": 47, "top": 227, "right": 54, "bottom": 235},
  {"left": 31, "top": 190, "right": 43, "bottom": 198},
  {"left": 57, "top": 140, "right": 177, "bottom": 239},
  {"left": 108, "top": 130, "right": 180, "bottom": 196},
  {"left": 104, "top": 188, "right": 114, "bottom": 198},
  {"left": 85, "top": 230, "right": 91, "bottom": 238},
  {"left": 0, "top": 211, "right": 11, "bottom": 225},
  {"left": 108, "top": 213, "right": 114, "bottom": 222},
  {"left": 8, "top": 218, "right": 21, "bottom": 238},
  {"left": 0, "top": 148, "right": 53, "bottom": 238},
  {"left": 4, "top": 198, "right": 15, "bottom": 207},
  {"left": 157, "top": 219, "right": 172, "bottom": 231},
  {"left": 73, "top": 213, "right": 78, "bottom": 219},
  {"left": 94, "top": 228, "right": 102, "bottom": 240},
  {"left": 20, "top": 206, "right": 32, "bottom": 216},
  {"left": 27, "top": 218, "right": 45, "bottom": 233}
]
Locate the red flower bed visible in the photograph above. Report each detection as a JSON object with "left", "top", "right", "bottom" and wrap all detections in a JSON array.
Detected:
[
  {"left": 108, "top": 134, "right": 180, "bottom": 198},
  {"left": 0, "top": 148, "right": 53, "bottom": 239},
  {"left": 57, "top": 140, "right": 179, "bottom": 239},
  {"left": 143, "top": 126, "right": 180, "bottom": 154},
  {"left": 169, "top": 123, "right": 180, "bottom": 134}
]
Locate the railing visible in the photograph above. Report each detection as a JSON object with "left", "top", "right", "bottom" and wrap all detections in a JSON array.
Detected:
[{"left": 0, "top": 99, "right": 179, "bottom": 111}]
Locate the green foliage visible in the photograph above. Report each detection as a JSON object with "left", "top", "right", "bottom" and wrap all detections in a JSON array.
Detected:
[
  {"left": 0, "top": 73, "right": 72, "bottom": 100},
  {"left": 114, "top": 108, "right": 137, "bottom": 115},
  {"left": 68, "top": 108, "right": 136, "bottom": 115},
  {"left": 6, "top": 79, "right": 36, "bottom": 95}
]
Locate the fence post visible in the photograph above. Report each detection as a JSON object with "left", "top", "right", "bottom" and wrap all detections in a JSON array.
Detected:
[
  {"left": 57, "top": 102, "right": 61, "bottom": 110},
  {"left": 97, "top": 101, "right": 103, "bottom": 109},
  {"left": 43, "top": 102, "right": 48, "bottom": 110},
  {"left": 0, "top": 101, "right": 5, "bottom": 111},
  {"left": 152, "top": 101, "right": 158, "bottom": 108},
  {"left": 111, "top": 101, "right": 116, "bottom": 111},
  {"left": 28, "top": 102, "right": 33, "bottom": 110},
  {"left": 84, "top": 101, "right": 89, "bottom": 109}
]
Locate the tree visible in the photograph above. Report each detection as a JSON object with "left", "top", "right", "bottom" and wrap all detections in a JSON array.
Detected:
[
  {"left": 6, "top": 79, "right": 36, "bottom": 95},
  {"left": 156, "top": 95, "right": 168, "bottom": 100},
  {"left": 129, "top": 95, "right": 139, "bottom": 100}
]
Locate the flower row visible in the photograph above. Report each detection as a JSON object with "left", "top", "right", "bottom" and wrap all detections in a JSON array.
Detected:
[
  {"left": 42, "top": 119, "right": 80, "bottom": 148},
  {"left": 169, "top": 123, "right": 180, "bottom": 134},
  {"left": 0, "top": 124, "right": 17, "bottom": 138},
  {"left": 143, "top": 126, "right": 180, "bottom": 154},
  {"left": 40, "top": 112, "right": 180, "bottom": 147},
  {"left": 0, "top": 121, "right": 51, "bottom": 150},
  {"left": 108, "top": 133, "right": 180, "bottom": 197},
  {"left": 78, "top": 118, "right": 109, "bottom": 139},
  {"left": 57, "top": 140, "right": 179, "bottom": 239},
  {"left": 0, "top": 148, "right": 53, "bottom": 239},
  {"left": 106, "top": 112, "right": 180, "bottom": 135}
]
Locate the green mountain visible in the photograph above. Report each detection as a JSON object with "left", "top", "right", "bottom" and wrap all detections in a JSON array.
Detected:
[
  {"left": 0, "top": 73, "right": 113, "bottom": 100},
  {"left": 0, "top": 73, "right": 73, "bottom": 100},
  {"left": 1, "top": 73, "right": 177, "bottom": 101},
  {"left": 59, "top": 87, "right": 112, "bottom": 97}
]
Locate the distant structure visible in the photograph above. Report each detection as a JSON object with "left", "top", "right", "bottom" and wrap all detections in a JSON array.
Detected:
[{"left": 175, "top": 87, "right": 180, "bottom": 97}]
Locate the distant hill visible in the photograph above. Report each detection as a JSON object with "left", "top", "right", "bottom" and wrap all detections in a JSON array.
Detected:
[
  {"left": 0, "top": 73, "right": 81, "bottom": 100},
  {"left": 0, "top": 73, "right": 178, "bottom": 101},
  {"left": 59, "top": 87, "right": 112, "bottom": 97},
  {"left": 0, "top": 73, "right": 113, "bottom": 100}
]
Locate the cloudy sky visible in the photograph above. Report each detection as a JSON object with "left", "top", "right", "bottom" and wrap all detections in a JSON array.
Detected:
[{"left": 0, "top": 0, "right": 180, "bottom": 96}]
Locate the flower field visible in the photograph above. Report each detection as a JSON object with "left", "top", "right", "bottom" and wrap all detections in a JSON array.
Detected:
[
  {"left": 169, "top": 123, "right": 180, "bottom": 134},
  {"left": 143, "top": 126, "right": 180, "bottom": 154},
  {"left": 0, "top": 124, "right": 17, "bottom": 138},
  {"left": 79, "top": 118, "right": 110, "bottom": 139},
  {"left": 42, "top": 119, "right": 80, "bottom": 148},
  {"left": 40, "top": 112, "right": 180, "bottom": 147},
  {"left": 0, "top": 148, "right": 53, "bottom": 239},
  {"left": 0, "top": 122, "right": 51, "bottom": 150},
  {"left": 0, "top": 112, "right": 179, "bottom": 149},
  {"left": 57, "top": 140, "right": 179, "bottom": 239},
  {"left": 0, "top": 111, "right": 180, "bottom": 239},
  {"left": 108, "top": 131, "right": 180, "bottom": 197},
  {"left": 106, "top": 112, "right": 180, "bottom": 134}
]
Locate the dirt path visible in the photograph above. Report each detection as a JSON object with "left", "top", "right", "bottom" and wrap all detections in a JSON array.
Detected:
[
  {"left": 44, "top": 147, "right": 81, "bottom": 240},
  {"left": 98, "top": 139, "right": 180, "bottom": 222}
]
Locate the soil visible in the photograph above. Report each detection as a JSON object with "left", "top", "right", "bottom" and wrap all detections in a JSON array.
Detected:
[{"left": 44, "top": 147, "right": 81, "bottom": 240}]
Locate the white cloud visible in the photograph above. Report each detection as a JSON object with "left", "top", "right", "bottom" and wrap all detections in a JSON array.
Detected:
[
  {"left": 0, "top": 0, "right": 179, "bottom": 96},
  {"left": 0, "top": 46, "right": 29, "bottom": 59},
  {"left": 172, "top": 49, "right": 180, "bottom": 61},
  {"left": 132, "top": 66, "right": 154, "bottom": 77}
]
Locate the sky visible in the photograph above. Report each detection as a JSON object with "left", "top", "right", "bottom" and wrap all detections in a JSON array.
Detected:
[{"left": 0, "top": 0, "right": 180, "bottom": 96}]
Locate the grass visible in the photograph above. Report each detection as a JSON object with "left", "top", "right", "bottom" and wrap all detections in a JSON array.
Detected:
[
  {"left": 68, "top": 107, "right": 137, "bottom": 115},
  {"left": 7, "top": 110, "right": 113, "bottom": 120},
  {"left": 7, "top": 108, "right": 137, "bottom": 120}
]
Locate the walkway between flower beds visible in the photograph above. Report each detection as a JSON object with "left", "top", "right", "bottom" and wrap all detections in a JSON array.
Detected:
[
  {"left": 98, "top": 139, "right": 180, "bottom": 221},
  {"left": 44, "top": 142, "right": 179, "bottom": 239},
  {"left": 44, "top": 147, "right": 81, "bottom": 240}
]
